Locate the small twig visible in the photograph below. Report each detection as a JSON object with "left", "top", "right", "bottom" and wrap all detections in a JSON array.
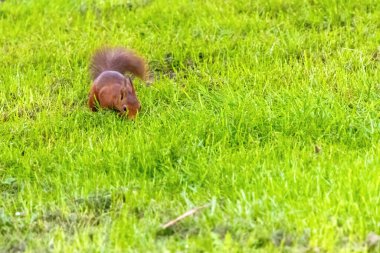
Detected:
[{"left": 161, "top": 203, "right": 211, "bottom": 229}]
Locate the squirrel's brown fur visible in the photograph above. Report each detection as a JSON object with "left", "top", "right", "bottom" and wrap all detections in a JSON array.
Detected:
[{"left": 88, "top": 47, "right": 147, "bottom": 119}]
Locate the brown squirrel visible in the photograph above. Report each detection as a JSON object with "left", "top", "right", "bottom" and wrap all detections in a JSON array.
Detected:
[{"left": 88, "top": 47, "right": 148, "bottom": 119}]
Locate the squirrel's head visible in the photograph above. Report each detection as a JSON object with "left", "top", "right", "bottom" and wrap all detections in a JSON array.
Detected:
[
  {"left": 97, "top": 77, "right": 141, "bottom": 119},
  {"left": 115, "top": 77, "right": 141, "bottom": 119}
]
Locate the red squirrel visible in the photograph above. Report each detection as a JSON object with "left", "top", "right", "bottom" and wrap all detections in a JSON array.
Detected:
[{"left": 88, "top": 47, "right": 148, "bottom": 119}]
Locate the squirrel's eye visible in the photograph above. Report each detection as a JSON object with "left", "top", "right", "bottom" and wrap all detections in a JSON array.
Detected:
[{"left": 120, "top": 93, "right": 124, "bottom": 100}]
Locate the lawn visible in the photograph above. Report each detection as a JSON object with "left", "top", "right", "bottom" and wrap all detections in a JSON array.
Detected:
[{"left": 0, "top": 0, "right": 380, "bottom": 252}]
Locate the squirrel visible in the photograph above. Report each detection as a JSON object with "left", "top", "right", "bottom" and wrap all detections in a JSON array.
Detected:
[{"left": 88, "top": 47, "right": 148, "bottom": 119}]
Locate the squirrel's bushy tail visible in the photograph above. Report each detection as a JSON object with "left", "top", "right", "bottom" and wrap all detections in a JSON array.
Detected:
[{"left": 90, "top": 47, "right": 147, "bottom": 81}]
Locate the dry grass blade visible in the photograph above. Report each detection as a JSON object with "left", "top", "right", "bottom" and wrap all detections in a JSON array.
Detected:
[{"left": 161, "top": 203, "right": 211, "bottom": 229}]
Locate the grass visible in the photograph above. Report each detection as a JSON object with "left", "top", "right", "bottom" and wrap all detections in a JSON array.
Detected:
[{"left": 0, "top": 0, "right": 380, "bottom": 252}]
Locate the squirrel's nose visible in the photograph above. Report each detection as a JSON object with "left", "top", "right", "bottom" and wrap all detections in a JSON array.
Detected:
[{"left": 123, "top": 105, "right": 127, "bottom": 112}]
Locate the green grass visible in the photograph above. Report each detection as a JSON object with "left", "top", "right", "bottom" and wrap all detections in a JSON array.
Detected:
[{"left": 1, "top": 0, "right": 380, "bottom": 252}]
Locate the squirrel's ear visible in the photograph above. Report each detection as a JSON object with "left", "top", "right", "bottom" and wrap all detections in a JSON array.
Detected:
[
  {"left": 125, "top": 76, "right": 132, "bottom": 84},
  {"left": 128, "top": 76, "right": 134, "bottom": 84},
  {"left": 125, "top": 77, "right": 136, "bottom": 94}
]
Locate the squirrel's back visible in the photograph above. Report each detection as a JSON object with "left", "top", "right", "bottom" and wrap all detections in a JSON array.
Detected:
[{"left": 90, "top": 47, "right": 147, "bottom": 81}]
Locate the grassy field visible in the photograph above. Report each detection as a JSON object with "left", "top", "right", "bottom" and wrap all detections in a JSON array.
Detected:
[{"left": 1, "top": 0, "right": 380, "bottom": 252}]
